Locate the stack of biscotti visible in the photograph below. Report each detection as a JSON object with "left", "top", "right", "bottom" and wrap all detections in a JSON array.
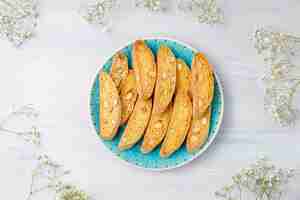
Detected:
[{"left": 99, "top": 40, "right": 214, "bottom": 158}]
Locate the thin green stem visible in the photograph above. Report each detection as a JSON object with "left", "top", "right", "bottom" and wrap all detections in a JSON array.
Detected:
[
  {"left": 0, "top": 127, "right": 25, "bottom": 136},
  {"left": 25, "top": 174, "right": 35, "bottom": 200}
]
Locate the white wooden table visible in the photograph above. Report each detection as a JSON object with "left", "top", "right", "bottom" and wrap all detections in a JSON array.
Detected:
[{"left": 0, "top": 0, "right": 299, "bottom": 199}]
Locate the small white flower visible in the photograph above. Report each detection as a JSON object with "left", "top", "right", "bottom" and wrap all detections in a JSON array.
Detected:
[
  {"left": 0, "top": 1, "right": 39, "bottom": 47},
  {"left": 135, "top": 0, "right": 166, "bottom": 12},
  {"left": 215, "top": 158, "right": 296, "bottom": 200},
  {"left": 58, "top": 185, "right": 90, "bottom": 200},
  {"left": 79, "top": 0, "right": 119, "bottom": 31},
  {"left": 177, "top": 0, "right": 224, "bottom": 25},
  {"left": 253, "top": 28, "right": 300, "bottom": 126},
  {"left": 268, "top": 182, "right": 273, "bottom": 187}
]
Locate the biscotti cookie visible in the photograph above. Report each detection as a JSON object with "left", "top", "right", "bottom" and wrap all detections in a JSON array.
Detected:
[
  {"left": 140, "top": 104, "right": 172, "bottom": 154},
  {"left": 186, "top": 107, "right": 211, "bottom": 153},
  {"left": 110, "top": 52, "right": 128, "bottom": 89},
  {"left": 118, "top": 97, "right": 152, "bottom": 151},
  {"left": 119, "top": 70, "right": 138, "bottom": 125},
  {"left": 99, "top": 71, "right": 121, "bottom": 140},
  {"left": 160, "top": 94, "right": 192, "bottom": 158},
  {"left": 153, "top": 45, "right": 176, "bottom": 113},
  {"left": 132, "top": 40, "right": 157, "bottom": 100},
  {"left": 191, "top": 52, "right": 214, "bottom": 119},
  {"left": 176, "top": 59, "right": 191, "bottom": 94}
]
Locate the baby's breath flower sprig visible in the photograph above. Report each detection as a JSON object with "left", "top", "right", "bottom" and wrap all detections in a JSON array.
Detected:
[
  {"left": 27, "top": 154, "right": 91, "bottom": 200},
  {"left": 135, "top": 0, "right": 166, "bottom": 12},
  {"left": 0, "top": 104, "right": 41, "bottom": 145},
  {"left": 264, "top": 79, "right": 300, "bottom": 127},
  {"left": 253, "top": 27, "right": 300, "bottom": 126},
  {"left": 56, "top": 185, "right": 90, "bottom": 200},
  {"left": 254, "top": 28, "right": 300, "bottom": 59},
  {"left": 0, "top": 0, "right": 39, "bottom": 47},
  {"left": 0, "top": 105, "right": 91, "bottom": 200},
  {"left": 79, "top": 0, "right": 119, "bottom": 32},
  {"left": 177, "top": 0, "right": 224, "bottom": 25},
  {"left": 215, "top": 157, "right": 296, "bottom": 200},
  {"left": 26, "top": 154, "right": 71, "bottom": 200},
  {"left": 0, "top": 104, "right": 39, "bottom": 125}
]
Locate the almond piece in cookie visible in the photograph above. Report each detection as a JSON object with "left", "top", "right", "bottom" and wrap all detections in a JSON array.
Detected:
[
  {"left": 186, "top": 107, "right": 211, "bottom": 153},
  {"left": 99, "top": 71, "right": 121, "bottom": 140},
  {"left": 132, "top": 40, "right": 157, "bottom": 100},
  {"left": 118, "top": 97, "right": 152, "bottom": 151},
  {"left": 110, "top": 52, "right": 128, "bottom": 89},
  {"left": 141, "top": 104, "right": 172, "bottom": 154},
  {"left": 153, "top": 45, "right": 177, "bottom": 113},
  {"left": 176, "top": 59, "right": 191, "bottom": 94},
  {"left": 119, "top": 70, "right": 138, "bottom": 125},
  {"left": 160, "top": 94, "right": 192, "bottom": 158},
  {"left": 191, "top": 52, "right": 214, "bottom": 119}
]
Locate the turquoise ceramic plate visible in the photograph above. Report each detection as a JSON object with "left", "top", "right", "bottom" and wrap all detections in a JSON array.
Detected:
[{"left": 90, "top": 38, "right": 224, "bottom": 171}]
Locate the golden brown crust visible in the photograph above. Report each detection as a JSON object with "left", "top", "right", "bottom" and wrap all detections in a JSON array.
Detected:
[
  {"left": 99, "top": 71, "right": 121, "bottom": 140},
  {"left": 186, "top": 107, "right": 211, "bottom": 153},
  {"left": 110, "top": 52, "right": 129, "bottom": 89},
  {"left": 119, "top": 70, "right": 138, "bottom": 125},
  {"left": 160, "top": 94, "right": 192, "bottom": 158},
  {"left": 191, "top": 53, "right": 214, "bottom": 119},
  {"left": 140, "top": 104, "right": 172, "bottom": 154},
  {"left": 118, "top": 97, "right": 152, "bottom": 151},
  {"left": 176, "top": 59, "right": 191, "bottom": 94},
  {"left": 153, "top": 45, "right": 177, "bottom": 113},
  {"left": 132, "top": 40, "right": 157, "bottom": 100}
]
